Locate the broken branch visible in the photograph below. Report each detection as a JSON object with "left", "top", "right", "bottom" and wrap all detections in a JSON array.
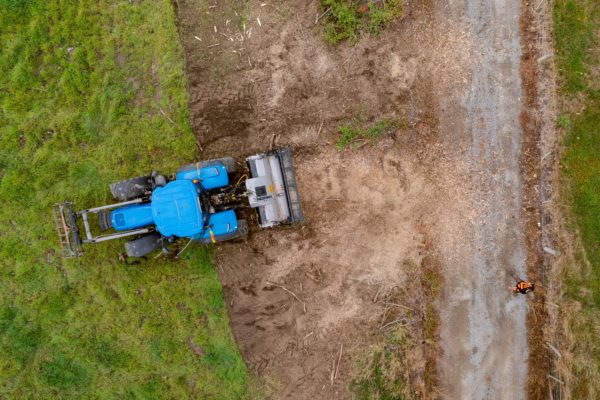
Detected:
[
  {"left": 315, "top": 7, "right": 331, "bottom": 24},
  {"left": 159, "top": 108, "right": 175, "bottom": 125},
  {"left": 267, "top": 281, "right": 306, "bottom": 313},
  {"left": 334, "top": 343, "right": 343, "bottom": 381},
  {"left": 380, "top": 318, "right": 406, "bottom": 331}
]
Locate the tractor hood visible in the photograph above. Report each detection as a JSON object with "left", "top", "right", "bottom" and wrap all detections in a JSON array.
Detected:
[{"left": 151, "top": 180, "right": 203, "bottom": 237}]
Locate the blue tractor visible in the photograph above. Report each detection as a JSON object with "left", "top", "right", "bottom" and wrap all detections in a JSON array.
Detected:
[{"left": 53, "top": 148, "right": 304, "bottom": 258}]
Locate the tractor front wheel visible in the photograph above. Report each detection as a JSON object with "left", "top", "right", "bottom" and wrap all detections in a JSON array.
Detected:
[
  {"left": 109, "top": 176, "right": 152, "bottom": 201},
  {"left": 125, "top": 232, "right": 162, "bottom": 257}
]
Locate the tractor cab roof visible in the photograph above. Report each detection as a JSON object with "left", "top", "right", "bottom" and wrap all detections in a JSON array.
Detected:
[{"left": 151, "top": 180, "right": 203, "bottom": 237}]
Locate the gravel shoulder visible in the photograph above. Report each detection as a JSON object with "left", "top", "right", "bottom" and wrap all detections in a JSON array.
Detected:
[{"left": 436, "top": 1, "right": 529, "bottom": 398}]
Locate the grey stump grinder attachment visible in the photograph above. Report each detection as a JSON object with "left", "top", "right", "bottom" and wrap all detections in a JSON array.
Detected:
[{"left": 245, "top": 148, "right": 304, "bottom": 228}]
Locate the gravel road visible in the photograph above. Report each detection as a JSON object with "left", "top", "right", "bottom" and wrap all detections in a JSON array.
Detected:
[{"left": 437, "top": 1, "right": 529, "bottom": 399}]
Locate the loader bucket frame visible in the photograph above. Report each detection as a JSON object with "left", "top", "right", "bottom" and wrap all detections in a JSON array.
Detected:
[
  {"left": 52, "top": 202, "right": 83, "bottom": 257},
  {"left": 53, "top": 198, "right": 153, "bottom": 258}
]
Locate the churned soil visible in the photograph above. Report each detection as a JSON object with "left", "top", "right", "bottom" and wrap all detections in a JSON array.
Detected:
[{"left": 173, "top": 0, "right": 545, "bottom": 398}]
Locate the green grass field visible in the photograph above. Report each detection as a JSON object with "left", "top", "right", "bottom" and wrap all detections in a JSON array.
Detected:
[
  {"left": 0, "top": 1, "right": 249, "bottom": 398},
  {"left": 554, "top": 0, "right": 600, "bottom": 396}
]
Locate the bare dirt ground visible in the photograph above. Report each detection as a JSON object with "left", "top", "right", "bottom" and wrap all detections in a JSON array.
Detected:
[
  {"left": 173, "top": 0, "right": 543, "bottom": 399},
  {"left": 174, "top": 1, "right": 450, "bottom": 398}
]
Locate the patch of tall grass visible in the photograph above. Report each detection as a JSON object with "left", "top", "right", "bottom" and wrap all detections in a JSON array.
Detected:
[
  {"left": 0, "top": 1, "right": 249, "bottom": 398},
  {"left": 555, "top": 0, "right": 600, "bottom": 397}
]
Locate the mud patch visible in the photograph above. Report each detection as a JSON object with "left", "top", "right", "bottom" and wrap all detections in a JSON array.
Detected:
[
  {"left": 199, "top": 85, "right": 256, "bottom": 149},
  {"left": 214, "top": 147, "right": 436, "bottom": 398},
  {"left": 174, "top": 0, "right": 460, "bottom": 398}
]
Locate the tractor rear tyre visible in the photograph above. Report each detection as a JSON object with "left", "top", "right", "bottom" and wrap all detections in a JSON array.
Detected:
[
  {"left": 124, "top": 232, "right": 162, "bottom": 257},
  {"left": 109, "top": 176, "right": 151, "bottom": 201},
  {"left": 177, "top": 157, "right": 236, "bottom": 174}
]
